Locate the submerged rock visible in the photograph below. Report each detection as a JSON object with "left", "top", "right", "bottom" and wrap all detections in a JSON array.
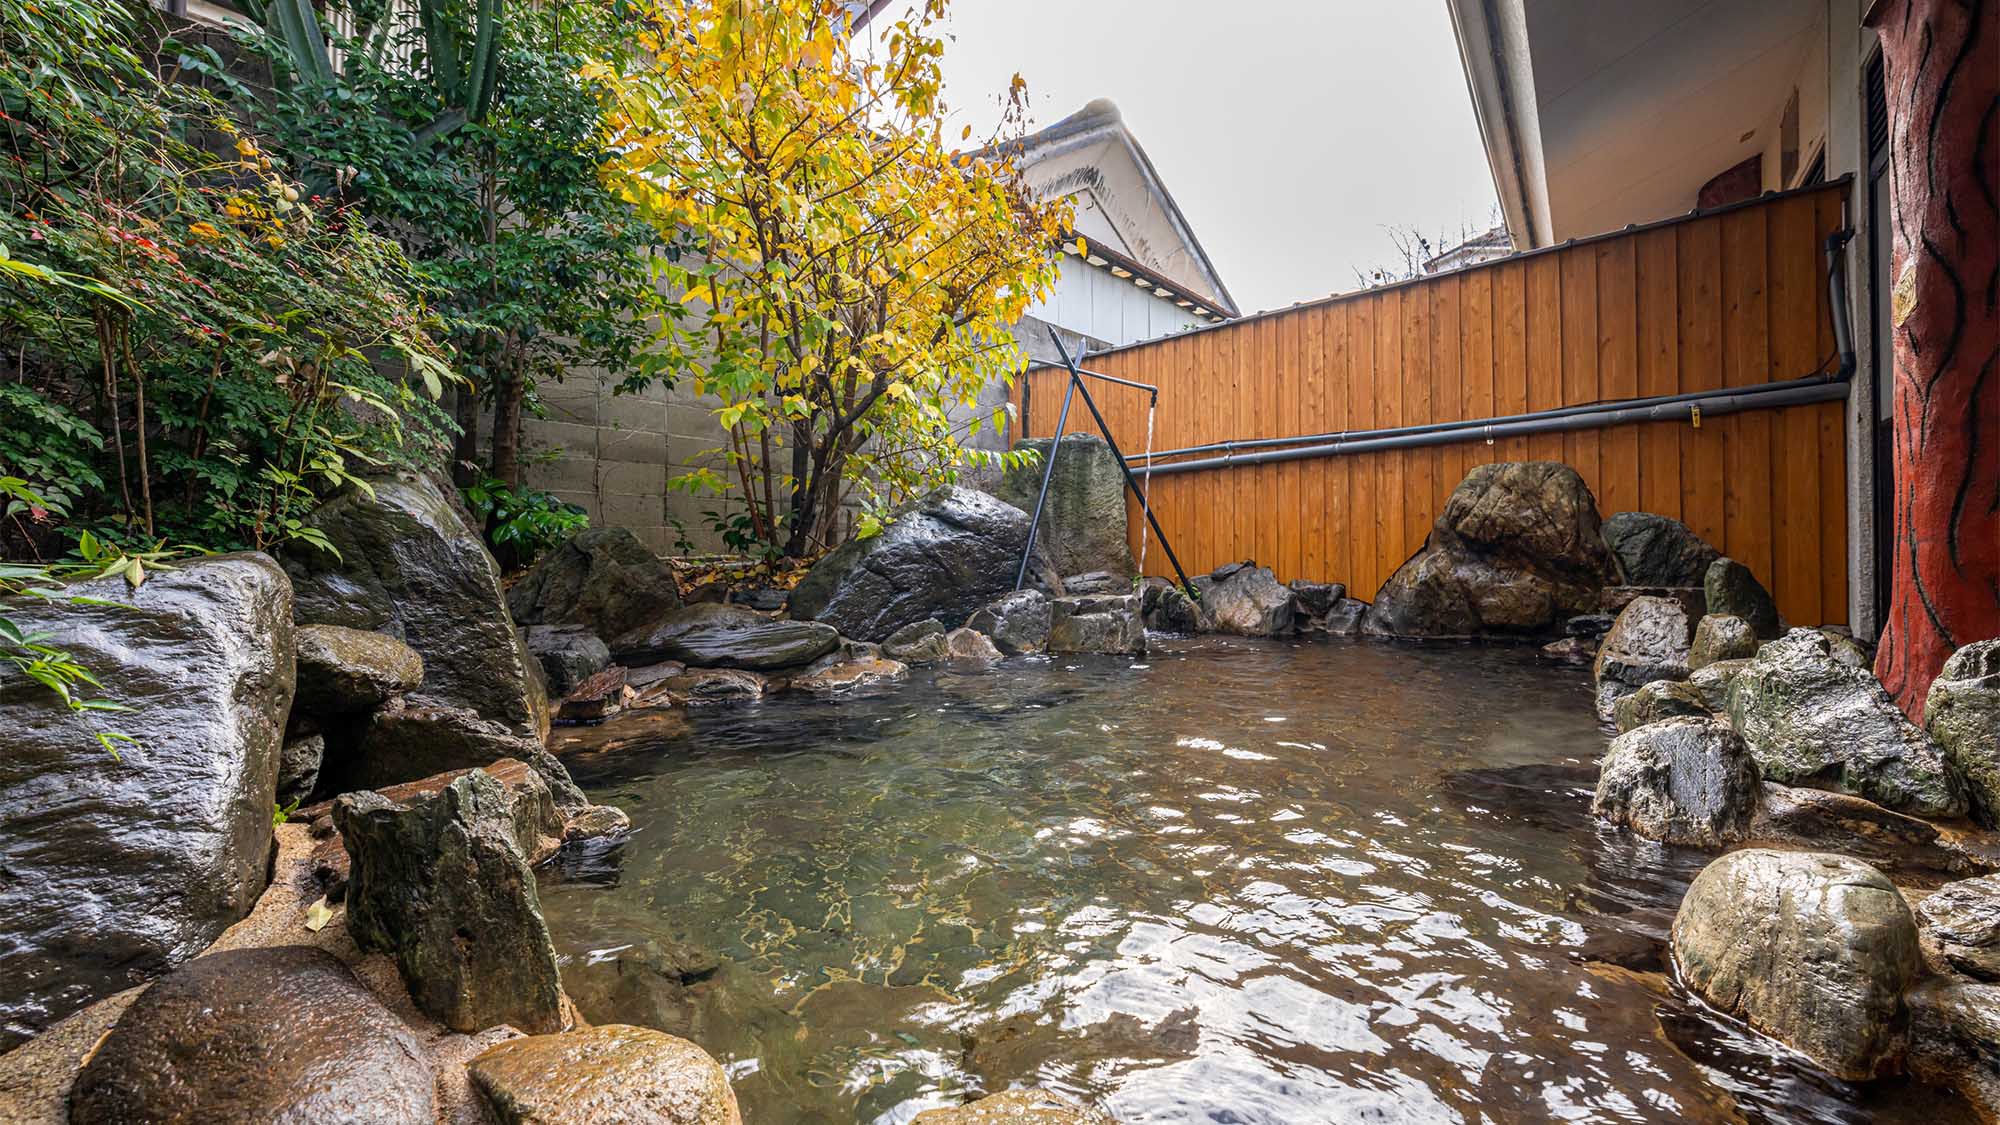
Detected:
[
  {"left": 1704, "top": 557, "right": 1780, "bottom": 639},
  {"left": 790, "top": 486, "right": 1043, "bottom": 641},
  {"left": 293, "top": 623, "right": 423, "bottom": 714},
  {"left": 1540, "top": 636, "right": 1596, "bottom": 665},
  {"left": 468, "top": 1023, "right": 740, "bottom": 1125},
  {"left": 0, "top": 554, "right": 294, "bottom": 1048},
  {"left": 1611, "top": 680, "right": 1710, "bottom": 733},
  {"left": 657, "top": 667, "right": 769, "bottom": 705},
  {"left": 1688, "top": 614, "right": 1758, "bottom": 671},
  {"left": 911, "top": 1089, "right": 1115, "bottom": 1124},
  {"left": 785, "top": 656, "right": 909, "bottom": 695},
  {"left": 613, "top": 602, "right": 839, "bottom": 671},
  {"left": 1199, "top": 563, "right": 1296, "bottom": 637},
  {"left": 1364, "top": 462, "right": 1621, "bottom": 637},
  {"left": 1048, "top": 594, "right": 1146, "bottom": 655},
  {"left": 988, "top": 433, "right": 1137, "bottom": 580},
  {"left": 1926, "top": 639, "right": 2000, "bottom": 828},
  {"left": 1592, "top": 717, "right": 1759, "bottom": 845},
  {"left": 335, "top": 768, "right": 566, "bottom": 1034},
  {"left": 68, "top": 946, "right": 432, "bottom": 1125},
  {"left": 286, "top": 472, "right": 549, "bottom": 739},
  {"left": 526, "top": 624, "right": 612, "bottom": 698},
  {"left": 1603, "top": 511, "right": 1720, "bottom": 587},
  {"left": 1591, "top": 595, "right": 1693, "bottom": 718},
  {"left": 1726, "top": 629, "right": 1965, "bottom": 819},
  {"left": 506, "top": 526, "right": 682, "bottom": 642},
  {"left": 967, "top": 589, "right": 1055, "bottom": 655},
  {"left": 1671, "top": 849, "right": 1920, "bottom": 1079},
  {"left": 1918, "top": 875, "right": 2000, "bottom": 982}
]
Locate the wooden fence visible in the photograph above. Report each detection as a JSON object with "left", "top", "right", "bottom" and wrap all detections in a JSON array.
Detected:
[{"left": 1018, "top": 182, "right": 1851, "bottom": 626}]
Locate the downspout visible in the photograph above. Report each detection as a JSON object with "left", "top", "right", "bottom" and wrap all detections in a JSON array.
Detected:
[{"left": 1482, "top": 0, "right": 1542, "bottom": 247}]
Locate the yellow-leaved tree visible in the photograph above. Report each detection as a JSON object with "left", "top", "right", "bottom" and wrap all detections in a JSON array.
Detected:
[{"left": 590, "top": 0, "right": 1071, "bottom": 557}]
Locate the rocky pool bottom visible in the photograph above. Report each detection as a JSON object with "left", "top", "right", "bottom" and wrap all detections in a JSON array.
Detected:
[{"left": 542, "top": 636, "right": 1980, "bottom": 1124}]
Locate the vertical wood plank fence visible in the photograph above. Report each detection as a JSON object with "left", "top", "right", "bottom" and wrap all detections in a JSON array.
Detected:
[{"left": 1018, "top": 182, "right": 1851, "bottom": 626}]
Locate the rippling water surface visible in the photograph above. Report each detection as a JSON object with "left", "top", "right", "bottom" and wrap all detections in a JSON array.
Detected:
[{"left": 541, "top": 637, "right": 1970, "bottom": 1124}]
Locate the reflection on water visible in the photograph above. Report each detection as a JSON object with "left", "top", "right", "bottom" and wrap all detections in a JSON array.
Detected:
[{"left": 542, "top": 637, "right": 1971, "bottom": 1125}]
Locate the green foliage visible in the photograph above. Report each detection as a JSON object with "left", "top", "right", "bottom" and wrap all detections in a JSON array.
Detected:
[
  {"left": 208, "top": 0, "right": 669, "bottom": 490},
  {"left": 0, "top": 0, "right": 456, "bottom": 560},
  {"left": 462, "top": 475, "right": 587, "bottom": 566}
]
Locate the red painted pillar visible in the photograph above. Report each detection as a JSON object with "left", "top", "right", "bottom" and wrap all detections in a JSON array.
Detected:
[{"left": 1866, "top": 0, "right": 2000, "bottom": 719}]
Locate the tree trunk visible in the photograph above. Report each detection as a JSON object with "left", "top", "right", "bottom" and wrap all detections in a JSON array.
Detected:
[
  {"left": 489, "top": 361, "right": 524, "bottom": 489},
  {"left": 451, "top": 383, "right": 480, "bottom": 489},
  {"left": 1866, "top": 0, "right": 2000, "bottom": 719}
]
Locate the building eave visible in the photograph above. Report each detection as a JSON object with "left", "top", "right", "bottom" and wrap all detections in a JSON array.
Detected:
[{"left": 1445, "top": 0, "right": 1549, "bottom": 248}]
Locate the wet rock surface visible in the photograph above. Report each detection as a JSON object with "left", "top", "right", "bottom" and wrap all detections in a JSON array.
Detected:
[
  {"left": 615, "top": 602, "right": 839, "bottom": 671},
  {"left": 790, "top": 486, "right": 1042, "bottom": 640},
  {"left": 1753, "top": 784, "right": 1983, "bottom": 882},
  {"left": 1671, "top": 849, "right": 1920, "bottom": 1079},
  {"left": 294, "top": 623, "right": 423, "bottom": 713},
  {"left": 1611, "top": 679, "right": 1711, "bottom": 733},
  {"left": 1198, "top": 563, "right": 1296, "bottom": 637},
  {"left": 468, "top": 1023, "right": 741, "bottom": 1125},
  {"left": 1139, "top": 582, "right": 1204, "bottom": 634},
  {"left": 883, "top": 618, "right": 952, "bottom": 664},
  {"left": 1726, "top": 629, "right": 1966, "bottom": 819},
  {"left": 1688, "top": 613, "right": 1758, "bottom": 671},
  {"left": 1905, "top": 979, "right": 2000, "bottom": 1118},
  {"left": 785, "top": 656, "right": 910, "bottom": 695},
  {"left": 528, "top": 624, "right": 613, "bottom": 697},
  {"left": 68, "top": 945, "right": 433, "bottom": 1125},
  {"left": 967, "top": 589, "right": 1054, "bottom": 655},
  {"left": 1048, "top": 594, "right": 1147, "bottom": 655},
  {"left": 0, "top": 554, "right": 294, "bottom": 1048},
  {"left": 655, "top": 667, "right": 769, "bottom": 705},
  {"left": 1288, "top": 580, "right": 1345, "bottom": 620},
  {"left": 944, "top": 628, "right": 1003, "bottom": 662},
  {"left": 1918, "top": 874, "right": 2000, "bottom": 981},
  {"left": 1591, "top": 595, "right": 1693, "bottom": 718},
  {"left": 1704, "top": 557, "right": 1781, "bottom": 639},
  {"left": 331, "top": 698, "right": 545, "bottom": 792},
  {"left": 910, "top": 1088, "right": 1115, "bottom": 1124},
  {"left": 1687, "top": 658, "right": 1751, "bottom": 712},
  {"left": 1364, "top": 462, "right": 1621, "bottom": 637},
  {"left": 286, "top": 472, "right": 550, "bottom": 739},
  {"left": 989, "top": 433, "right": 1137, "bottom": 580},
  {"left": 507, "top": 526, "right": 682, "bottom": 641},
  {"left": 278, "top": 732, "right": 325, "bottom": 808},
  {"left": 1320, "top": 597, "right": 1368, "bottom": 636},
  {"left": 1603, "top": 511, "right": 1720, "bottom": 587},
  {"left": 336, "top": 768, "right": 566, "bottom": 1033},
  {"left": 559, "top": 665, "right": 630, "bottom": 723},
  {"left": 1926, "top": 639, "right": 2000, "bottom": 828},
  {"left": 1592, "top": 716, "right": 1759, "bottom": 845}
]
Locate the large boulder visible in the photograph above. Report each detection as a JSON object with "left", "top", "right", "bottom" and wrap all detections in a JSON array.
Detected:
[
  {"left": 1906, "top": 980, "right": 2000, "bottom": 1119},
  {"left": 612, "top": 602, "right": 839, "bottom": 670},
  {"left": 68, "top": 946, "right": 433, "bottom": 1124},
  {"left": 1926, "top": 639, "right": 2000, "bottom": 828},
  {"left": 988, "top": 433, "right": 1137, "bottom": 580},
  {"left": 1688, "top": 613, "right": 1759, "bottom": 671},
  {"left": 1591, "top": 595, "right": 1693, "bottom": 718},
  {"left": 1198, "top": 563, "right": 1296, "bottom": 637},
  {"left": 1363, "top": 462, "right": 1620, "bottom": 637},
  {"left": 285, "top": 472, "right": 549, "bottom": 740},
  {"left": 1602, "top": 512, "right": 1720, "bottom": 587},
  {"left": 967, "top": 589, "right": 1055, "bottom": 656},
  {"left": 1726, "top": 629, "right": 1966, "bottom": 819},
  {"left": 334, "top": 767, "right": 566, "bottom": 1033},
  {"left": 292, "top": 623, "right": 423, "bottom": 714},
  {"left": 0, "top": 555, "right": 294, "bottom": 1048},
  {"left": 1704, "top": 557, "right": 1781, "bottom": 639},
  {"left": 506, "top": 526, "right": 683, "bottom": 641},
  {"left": 1048, "top": 594, "right": 1146, "bottom": 655},
  {"left": 1592, "top": 717, "right": 1759, "bottom": 845},
  {"left": 469, "top": 1023, "right": 741, "bottom": 1125},
  {"left": 326, "top": 698, "right": 545, "bottom": 793},
  {"left": 789, "top": 486, "right": 1042, "bottom": 641},
  {"left": 1918, "top": 875, "right": 2000, "bottom": 982},
  {"left": 1671, "top": 849, "right": 1921, "bottom": 1079}
]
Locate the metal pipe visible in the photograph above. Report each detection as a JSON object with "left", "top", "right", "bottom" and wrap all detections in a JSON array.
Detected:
[
  {"left": 1048, "top": 331, "right": 1194, "bottom": 595},
  {"left": 1140, "top": 380, "right": 1850, "bottom": 478},
  {"left": 1015, "top": 368, "right": 1076, "bottom": 590},
  {"left": 1069, "top": 366, "right": 1159, "bottom": 396},
  {"left": 1824, "top": 228, "right": 1857, "bottom": 378}
]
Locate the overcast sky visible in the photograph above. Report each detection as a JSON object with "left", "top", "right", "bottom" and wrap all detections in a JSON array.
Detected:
[{"left": 904, "top": 1, "right": 1500, "bottom": 315}]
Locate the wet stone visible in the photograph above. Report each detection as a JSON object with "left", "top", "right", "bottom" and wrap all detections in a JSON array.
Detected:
[
  {"left": 1140, "top": 583, "right": 1204, "bottom": 634},
  {"left": 1704, "top": 557, "right": 1781, "bottom": 639},
  {"left": 1918, "top": 875, "right": 2000, "bottom": 982},
  {"left": 1048, "top": 594, "right": 1146, "bottom": 655},
  {"left": 943, "top": 627, "right": 1003, "bottom": 662},
  {"left": 1592, "top": 716, "right": 1759, "bottom": 846},
  {"left": 785, "top": 656, "right": 909, "bottom": 696},
  {"left": 528, "top": 624, "right": 612, "bottom": 698},
  {"left": 1688, "top": 614, "right": 1758, "bottom": 671},
  {"left": 613, "top": 603, "right": 839, "bottom": 671},
  {"left": 69, "top": 946, "right": 433, "bottom": 1125},
  {"left": 1199, "top": 563, "right": 1296, "bottom": 637},
  {"left": 293, "top": 623, "right": 424, "bottom": 714},
  {"left": 883, "top": 619, "right": 952, "bottom": 664},
  {"left": 277, "top": 732, "right": 325, "bottom": 808},
  {"left": 1611, "top": 679, "right": 1711, "bottom": 733},
  {"left": 1926, "top": 639, "right": 2000, "bottom": 829},
  {"left": 1603, "top": 511, "right": 1720, "bottom": 588},
  {"left": 1288, "top": 580, "right": 1345, "bottom": 619},
  {"left": 1592, "top": 595, "right": 1692, "bottom": 718},
  {"left": 911, "top": 1089, "right": 1115, "bottom": 1124},
  {"left": 507, "top": 526, "right": 682, "bottom": 642},
  {"left": 559, "top": 665, "right": 630, "bottom": 724},
  {"left": 967, "top": 589, "right": 1054, "bottom": 655},
  {"left": 332, "top": 698, "right": 545, "bottom": 793},
  {"left": 663, "top": 668, "right": 769, "bottom": 705},
  {"left": 468, "top": 1023, "right": 741, "bottom": 1125}
]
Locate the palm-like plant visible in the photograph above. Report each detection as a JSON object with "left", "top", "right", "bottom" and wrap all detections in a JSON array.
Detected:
[{"left": 241, "top": 0, "right": 504, "bottom": 135}]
